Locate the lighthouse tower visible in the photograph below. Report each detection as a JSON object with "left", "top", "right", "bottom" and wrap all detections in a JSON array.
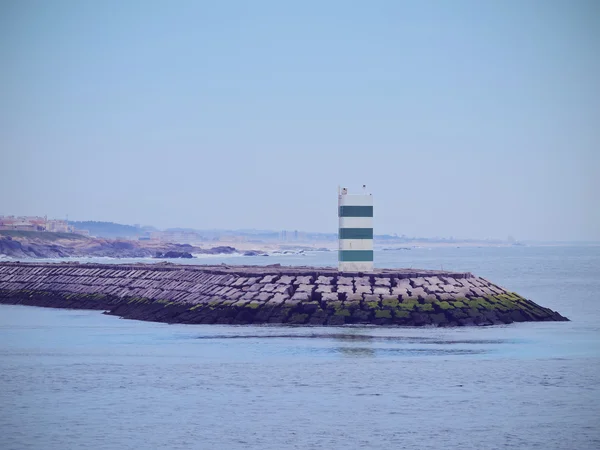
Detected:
[{"left": 338, "top": 185, "right": 373, "bottom": 272}]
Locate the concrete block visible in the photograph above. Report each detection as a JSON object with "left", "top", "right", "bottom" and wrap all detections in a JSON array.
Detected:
[
  {"left": 337, "top": 276, "right": 353, "bottom": 285},
  {"left": 316, "top": 276, "right": 334, "bottom": 285},
  {"left": 373, "top": 286, "right": 391, "bottom": 295},
  {"left": 374, "top": 277, "right": 391, "bottom": 286}
]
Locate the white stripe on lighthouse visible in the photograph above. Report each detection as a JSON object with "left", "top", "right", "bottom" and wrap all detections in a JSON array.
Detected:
[
  {"left": 339, "top": 239, "right": 373, "bottom": 251},
  {"left": 339, "top": 217, "right": 373, "bottom": 229}
]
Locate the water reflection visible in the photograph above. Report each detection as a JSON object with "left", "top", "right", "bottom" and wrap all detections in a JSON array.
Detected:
[
  {"left": 191, "top": 328, "right": 508, "bottom": 358},
  {"left": 331, "top": 329, "right": 376, "bottom": 357},
  {"left": 335, "top": 346, "right": 376, "bottom": 357}
]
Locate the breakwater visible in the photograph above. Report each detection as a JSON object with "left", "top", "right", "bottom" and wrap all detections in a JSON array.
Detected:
[{"left": 0, "top": 262, "right": 568, "bottom": 326}]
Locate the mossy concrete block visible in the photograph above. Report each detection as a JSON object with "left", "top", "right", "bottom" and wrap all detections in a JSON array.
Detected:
[
  {"left": 345, "top": 300, "right": 361, "bottom": 311},
  {"left": 324, "top": 300, "right": 343, "bottom": 311},
  {"left": 375, "top": 309, "right": 392, "bottom": 319},
  {"left": 398, "top": 300, "right": 417, "bottom": 311},
  {"left": 416, "top": 303, "right": 433, "bottom": 312},
  {"left": 288, "top": 313, "right": 309, "bottom": 324},
  {"left": 327, "top": 314, "right": 346, "bottom": 326},
  {"left": 245, "top": 301, "right": 262, "bottom": 310},
  {"left": 334, "top": 308, "right": 351, "bottom": 317},
  {"left": 393, "top": 310, "right": 410, "bottom": 319},
  {"left": 382, "top": 298, "right": 399, "bottom": 308},
  {"left": 437, "top": 301, "right": 454, "bottom": 310},
  {"left": 365, "top": 300, "right": 380, "bottom": 310}
]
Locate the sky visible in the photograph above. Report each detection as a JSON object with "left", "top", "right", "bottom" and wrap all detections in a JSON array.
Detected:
[{"left": 1, "top": 0, "right": 598, "bottom": 241}]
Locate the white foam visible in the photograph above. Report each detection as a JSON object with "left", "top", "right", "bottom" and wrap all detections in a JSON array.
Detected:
[{"left": 191, "top": 252, "right": 245, "bottom": 258}]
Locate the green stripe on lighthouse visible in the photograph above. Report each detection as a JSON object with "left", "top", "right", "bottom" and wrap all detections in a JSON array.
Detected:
[
  {"left": 339, "top": 228, "right": 374, "bottom": 239},
  {"left": 339, "top": 206, "right": 373, "bottom": 217},
  {"left": 338, "top": 250, "right": 374, "bottom": 262}
]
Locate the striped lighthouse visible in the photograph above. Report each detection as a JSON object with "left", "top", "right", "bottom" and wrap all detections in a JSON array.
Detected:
[{"left": 338, "top": 185, "right": 374, "bottom": 272}]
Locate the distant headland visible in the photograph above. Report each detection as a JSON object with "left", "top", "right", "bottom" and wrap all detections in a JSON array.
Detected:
[{"left": 0, "top": 216, "right": 542, "bottom": 262}]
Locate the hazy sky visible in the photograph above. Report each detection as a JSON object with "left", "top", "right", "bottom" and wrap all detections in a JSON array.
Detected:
[{"left": 1, "top": 1, "right": 598, "bottom": 241}]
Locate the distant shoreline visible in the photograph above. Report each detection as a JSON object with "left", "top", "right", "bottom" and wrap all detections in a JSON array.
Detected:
[{"left": 1, "top": 230, "right": 597, "bottom": 260}]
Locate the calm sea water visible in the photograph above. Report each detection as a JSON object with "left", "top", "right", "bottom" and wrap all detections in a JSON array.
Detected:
[{"left": 1, "top": 246, "right": 599, "bottom": 449}]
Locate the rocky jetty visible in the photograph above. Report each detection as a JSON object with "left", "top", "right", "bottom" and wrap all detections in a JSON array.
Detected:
[{"left": 0, "top": 262, "right": 568, "bottom": 326}]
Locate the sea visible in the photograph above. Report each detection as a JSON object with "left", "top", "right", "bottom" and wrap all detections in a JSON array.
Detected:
[{"left": 1, "top": 246, "right": 599, "bottom": 450}]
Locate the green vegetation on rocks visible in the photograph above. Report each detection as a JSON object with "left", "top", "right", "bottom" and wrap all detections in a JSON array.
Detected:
[
  {"left": 382, "top": 298, "right": 399, "bottom": 308},
  {"left": 375, "top": 309, "right": 392, "bottom": 319},
  {"left": 334, "top": 308, "right": 351, "bottom": 317},
  {"left": 288, "top": 313, "right": 308, "bottom": 324},
  {"left": 416, "top": 303, "right": 434, "bottom": 312},
  {"left": 398, "top": 299, "right": 418, "bottom": 310},
  {"left": 437, "top": 301, "right": 454, "bottom": 310}
]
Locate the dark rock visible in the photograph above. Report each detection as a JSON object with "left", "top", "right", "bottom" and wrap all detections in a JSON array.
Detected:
[
  {"left": 327, "top": 315, "right": 346, "bottom": 326},
  {"left": 410, "top": 312, "right": 432, "bottom": 326},
  {"left": 243, "top": 250, "right": 268, "bottom": 256},
  {"left": 233, "top": 309, "right": 255, "bottom": 324},
  {"left": 307, "top": 310, "right": 328, "bottom": 325},
  {"left": 457, "top": 318, "right": 476, "bottom": 326},
  {"left": 351, "top": 309, "right": 371, "bottom": 323},
  {"left": 430, "top": 313, "right": 448, "bottom": 326}
]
